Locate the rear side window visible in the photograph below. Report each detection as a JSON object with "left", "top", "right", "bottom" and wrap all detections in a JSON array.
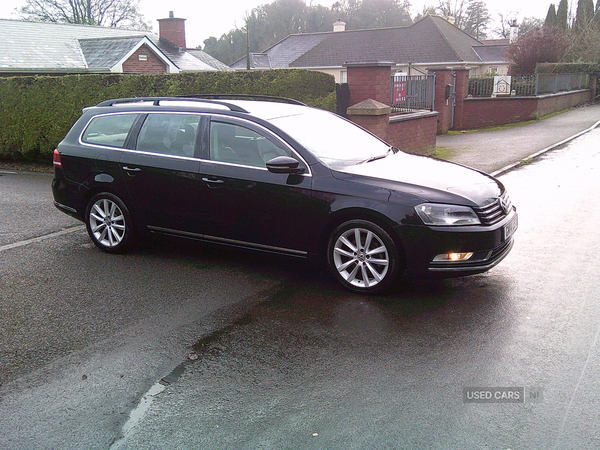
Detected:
[
  {"left": 82, "top": 114, "right": 138, "bottom": 148},
  {"left": 137, "top": 113, "right": 201, "bottom": 157}
]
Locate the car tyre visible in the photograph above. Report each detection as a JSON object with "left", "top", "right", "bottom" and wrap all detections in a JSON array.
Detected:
[
  {"left": 327, "top": 220, "right": 399, "bottom": 294},
  {"left": 85, "top": 193, "right": 135, "bottom": 253}
]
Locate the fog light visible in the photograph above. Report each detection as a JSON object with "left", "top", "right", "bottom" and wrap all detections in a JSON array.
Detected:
[{"left": 433, "top": 252, "right": 474, "bottom": 262}]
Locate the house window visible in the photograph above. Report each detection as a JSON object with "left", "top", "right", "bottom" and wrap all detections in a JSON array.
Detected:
[
  {"left": 138, "top": 54, "right": 148, "bottom": 61},
  {"left": 490, "top": 67, "right": 498, "bottom": 75},
  {"left": 340, "top": 71, "right": 347, "bottom": 84}
]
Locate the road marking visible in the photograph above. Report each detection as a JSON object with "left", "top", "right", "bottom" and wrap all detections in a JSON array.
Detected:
[{"left": 0, "top": 226, "right": 85, "bottom": 252}]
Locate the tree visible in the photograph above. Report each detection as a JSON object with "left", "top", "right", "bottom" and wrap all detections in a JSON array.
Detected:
[
  {"left": 18, "top": 0, "right": 149, "bottom": 28},
  {"left": 463, "top": 0, "right": 491, "bottom": 40},
  {"left": 413, "top": 5, "right": 438, "bottom": 22},
  {"left": 556, "top": 0, "right": 570, "bottom": 30},
  {"left": 352, "top": 0, "right": 412, "bottom": 29},
  {"left": 203, "top": 0, "right": 414, "bottom": 65},
  {"left": 203, "top": 28, "right": 248, "bottom": 65},
  {"left": 573, "top": 0, "right": 595, "bottom": 31},
  {"left": 436, "top": 0, "right": 468, "bottom": 29},
  {"left": 262, "top": 0, "right": 308, "bottom": 40},
  {"left": 493, "top": 11, "right": 517, "bottom": 38},
  {"left": 506, "top": 27, "right": 571, "bottom": 73},
  {"left": 567, "top": 24, "right": 600, "bottom": 60},
  {"left": 544, "top": 4, "right": 558, "bottom": 28},
  {"left": 518, "top": 17, "right": 544, "bottom": 36}
]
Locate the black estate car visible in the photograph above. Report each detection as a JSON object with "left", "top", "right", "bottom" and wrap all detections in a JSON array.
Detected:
[{"left": 52, "top": 96, "right": 517, "bottom": 293}]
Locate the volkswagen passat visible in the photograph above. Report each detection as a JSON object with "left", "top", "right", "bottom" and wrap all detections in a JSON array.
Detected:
[{"left": 52, "top": 96, "right": 517, "bottom": 293}]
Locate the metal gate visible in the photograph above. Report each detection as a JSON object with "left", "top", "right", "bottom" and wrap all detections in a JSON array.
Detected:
[{"left": 390, "top": 74, "right": 436, "bottom": 113}]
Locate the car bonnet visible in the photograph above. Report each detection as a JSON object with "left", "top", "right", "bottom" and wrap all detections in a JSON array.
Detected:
[{"left": 332, "top": 152, "right": 503, "bottom": 206}]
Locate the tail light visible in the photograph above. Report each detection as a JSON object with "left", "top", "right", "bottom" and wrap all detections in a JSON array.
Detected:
[{"left": 53, "top": 149, "right": 62, "bottom": 168}]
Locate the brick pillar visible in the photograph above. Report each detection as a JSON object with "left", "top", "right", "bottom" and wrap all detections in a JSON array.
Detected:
[
  {"left": 428, "top": 68, "right": 453, "bottom": 135},
  {"left": 346, "top": 99, "right": 391, "bottom": 143},
  {"left": 452, "top": 69, "right": 469, "bottom": 130},
  {"left": 346, "top": 62, "right": 394, "bottom": 106}
]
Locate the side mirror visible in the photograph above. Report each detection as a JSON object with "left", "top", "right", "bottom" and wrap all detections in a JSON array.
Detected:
[{"left": 266, "top": 156, "right": 305, "bottom": 174}]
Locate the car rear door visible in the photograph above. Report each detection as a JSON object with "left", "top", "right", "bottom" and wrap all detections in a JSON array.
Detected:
[{"left": 119, "top": 112, "right": 206, "bottom": 233}]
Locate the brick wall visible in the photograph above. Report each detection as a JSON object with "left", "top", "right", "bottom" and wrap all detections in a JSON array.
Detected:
[
  {"left": 346, "top": 63, "right": 438, "bottom": 155},
  {"left": 350, "top": 110, "right": 438, "bottom": 156},
  {"left": 122, "top": 45, "right": 168, "bottom": 74},
  {"left": 387, "top": 112, "right": 438, "bottom": 155},
  {"left": 461, "top": 90, "right": 592, "bottom": 129},
  {"left": 537, "top": 90, "right": 592, "bottom": 117}
]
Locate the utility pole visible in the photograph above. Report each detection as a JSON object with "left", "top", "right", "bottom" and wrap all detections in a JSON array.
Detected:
[{"left": 246, "top": 20, "right": 251, "bottom": 70}]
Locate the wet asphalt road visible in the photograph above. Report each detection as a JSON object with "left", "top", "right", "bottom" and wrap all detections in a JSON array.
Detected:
[{"left": 1, "top": 129, "right": 600, "bottom": 449}]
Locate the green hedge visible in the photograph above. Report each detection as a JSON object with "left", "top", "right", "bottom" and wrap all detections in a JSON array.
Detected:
[
  {"left": 536, "top": 62, "right": 600, "bottom": 77},
  {"left": 0, "top": 69, "right": 336, "bottom": 162}
]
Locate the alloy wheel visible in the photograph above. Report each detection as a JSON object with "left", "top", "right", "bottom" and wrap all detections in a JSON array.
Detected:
[
  {"left": 332, "top": 226, "right": 391, "bottom": 290},
  {"left": 88, "top": 197, "right": 127, "bottom": 249}
]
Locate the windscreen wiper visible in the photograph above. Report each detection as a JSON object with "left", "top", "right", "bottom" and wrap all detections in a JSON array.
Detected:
[{"left": 360, "top": 147, "right": 397, "bottom": 164}]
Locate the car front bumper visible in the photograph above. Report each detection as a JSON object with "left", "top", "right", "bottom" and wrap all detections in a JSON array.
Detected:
[{"left": 397, "top": 208, "right": 518, "bottom": 278}]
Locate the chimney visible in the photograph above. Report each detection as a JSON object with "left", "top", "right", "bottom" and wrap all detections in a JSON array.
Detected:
[
  {"left": 509, "top": 19, "right": 519, "bottom": 43},
  {"left": 158, "top": 11, "right": 187, "bottom": 49},
  {"left": 333, "top": 19, "right": 346, "bottom": 32}
]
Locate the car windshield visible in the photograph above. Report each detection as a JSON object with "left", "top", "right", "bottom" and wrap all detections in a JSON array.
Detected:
[{"left": 269, "top": 109, "right": 392, "bottom": 168}]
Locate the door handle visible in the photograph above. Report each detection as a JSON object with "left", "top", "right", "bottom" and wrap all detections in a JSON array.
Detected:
[
  {"left": 202, "top": 177, "right": 224, "bottom": 184},
  {"left": 123, "top": 166, "right": 142, "bottom": 172}
]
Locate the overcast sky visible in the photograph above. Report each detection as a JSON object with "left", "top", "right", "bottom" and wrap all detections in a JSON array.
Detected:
[{"left": 0, "top": 0, "right": 560, "bottom": 48}]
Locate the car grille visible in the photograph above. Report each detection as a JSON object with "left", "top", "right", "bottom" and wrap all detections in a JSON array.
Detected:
[{"left": 474, "top": 191, "right": 512, "bottom": 225}]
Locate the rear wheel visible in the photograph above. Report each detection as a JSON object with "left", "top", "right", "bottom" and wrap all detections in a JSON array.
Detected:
[
  {"left": 327, "top": 220, "right": 399, "bottom": 294},
  {"left": 85, "top": 193, "right": 135, "bottom": 253}
]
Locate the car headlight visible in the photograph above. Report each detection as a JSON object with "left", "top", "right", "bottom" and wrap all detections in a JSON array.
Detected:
[{"left": 415, "top": 203, "right": 481, "bottom": 226}]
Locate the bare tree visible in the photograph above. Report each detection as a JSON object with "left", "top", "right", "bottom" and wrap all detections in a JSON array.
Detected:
[
  {"left": 436, "top": 0, "right": 468, "bottom": 29},
  {"left": 18, "top": 0, "right": 150, "bottom": 28},
  {"left": 413, "top": 5, "right": 439, "bottom": 22},
  {"left": 493, "top": 11, "right": 517, "bottom": 38}
]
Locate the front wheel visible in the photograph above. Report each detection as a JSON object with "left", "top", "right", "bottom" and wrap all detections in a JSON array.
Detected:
[
  {"left": 327, "top": 220, "right": 399, "bottom": 294},
  {"left": 85, "top": 193, "right": 135, "bottom": 253}
]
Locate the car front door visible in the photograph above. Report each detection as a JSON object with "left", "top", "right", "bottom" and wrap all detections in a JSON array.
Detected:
[{"left": 197, "top": 117, "right": 316, "bottom": 256}]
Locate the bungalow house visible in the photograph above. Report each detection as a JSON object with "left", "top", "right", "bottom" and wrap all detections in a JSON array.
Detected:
[
  {"left": 0, "top": 12, "right": 231, "bottom": 76},
  {"left": 231, "top": 16, "right": 510, "bottom": 82}
]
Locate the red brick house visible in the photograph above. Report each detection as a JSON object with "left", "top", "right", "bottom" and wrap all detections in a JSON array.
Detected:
[{"left": 0, "top": 12, "right": 231, "bottom": 76}]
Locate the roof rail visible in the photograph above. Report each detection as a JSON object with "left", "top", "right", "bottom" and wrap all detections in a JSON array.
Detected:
[
  {"left": 182, "top": 94, "right": 307, "bottom": 106},
  {"left": 95, "top": 97, "right": 249, "bottom": 113}
]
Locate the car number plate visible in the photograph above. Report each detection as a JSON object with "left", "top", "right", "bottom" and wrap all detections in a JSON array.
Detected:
[{"left": 503, "top": 215, "right": 518, "bottom": 241}]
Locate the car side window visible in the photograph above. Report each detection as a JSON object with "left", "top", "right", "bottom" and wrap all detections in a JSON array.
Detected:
[
  {"left": 137, "top": 114, "right": 200, "bottom": 157},
  {"left": 82, "top": 114, "right": 138, "bottom": 148},
  {"left": 210, "top": 121, "right": 290, "bottom": 168}
]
